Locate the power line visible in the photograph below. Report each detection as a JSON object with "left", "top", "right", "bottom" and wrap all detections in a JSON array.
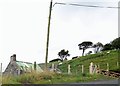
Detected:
[{"left": 53, "top": 2, "right": 119, "bottom": 9}]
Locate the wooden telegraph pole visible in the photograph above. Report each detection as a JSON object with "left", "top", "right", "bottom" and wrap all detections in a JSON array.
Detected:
[{"left": 45, "top": 0, "right": 53, "bottom": 71}]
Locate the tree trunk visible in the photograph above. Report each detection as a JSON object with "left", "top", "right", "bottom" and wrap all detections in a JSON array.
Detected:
[
  {"left": 96, "top": 47, "right": 99, "bottom": 53},
  {"left": 82, "top": 49, "right": 85, "bottom": 56}
]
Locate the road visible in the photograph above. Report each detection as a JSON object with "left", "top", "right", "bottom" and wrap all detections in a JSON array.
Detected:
[
  {"left": 4, "top": 79, "right": 119, "bottom": 86},
  {"left": 67, "top": 79, "right": 120, "bottom": 86},
  {"left": 76, "top": 79, "right": 119, "bottom": 84}
]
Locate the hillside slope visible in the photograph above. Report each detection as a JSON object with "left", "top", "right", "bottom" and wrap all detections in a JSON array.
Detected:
[{"left": 58, "top": 50, "right": 120, "bottom": 74}]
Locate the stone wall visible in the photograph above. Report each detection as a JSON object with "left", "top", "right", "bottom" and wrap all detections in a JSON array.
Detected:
[{"left": 3, "top": 61, "right": 20, "bottom": 76}]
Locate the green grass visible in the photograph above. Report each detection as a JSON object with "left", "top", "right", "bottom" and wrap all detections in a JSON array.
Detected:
[
  {"left": 58, "top": 50, "right": 120, "bottom": 74},
  {"left": 2, "top": 71, "right": 115, "bottom": 84},
  {"left": 2, "top": 50, "right": 119, "bottom": 84}
]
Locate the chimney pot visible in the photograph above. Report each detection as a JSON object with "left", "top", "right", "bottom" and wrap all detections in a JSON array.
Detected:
[{"left": 10, "top": 54, "right": 16, "bottom": 62}]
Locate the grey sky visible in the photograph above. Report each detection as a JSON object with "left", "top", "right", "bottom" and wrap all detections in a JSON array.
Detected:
[{"left": 0, "top": 0, "right": 119, "bottom": 71}]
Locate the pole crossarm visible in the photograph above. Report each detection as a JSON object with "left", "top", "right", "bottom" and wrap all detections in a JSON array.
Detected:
[{"left": 53, "top": 2, "right": 119, "bottom": 9}]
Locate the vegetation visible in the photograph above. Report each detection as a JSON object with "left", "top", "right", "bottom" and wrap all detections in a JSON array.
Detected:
[
  {"left": 58, "top": 49, "right": 70, "bottom": 61},
  {"left": 93, "top": 42, "right": 103, "bottom": 53},
  {"left": 2, "top": 37, "right": 120, "bottom": 84},
  {"left": 111, "top": 37, "right": 120, "bottom": 50},
  {"left": 78, "top": 41, "right": 93, "bottom": 56},
  {"left": 2, "top": 71, "right": 115, "bottom": 84},
  {"left": 58, "top": 50, "right": 119, "bottom": 74},
  {"left": 102, "top": 43, "right": 113, "bottom": 51},
  {"left": 2, "top": 50, "right": 119, "bottom": 84},
  {"left": 86, "top": 51, "right": 92, "bottom": 55},
  {"left": 102, "top": 37, "right": 120, "bottom": 51},
  {"left": 49, "top": 58, "right": 62, "bottom": 63}
]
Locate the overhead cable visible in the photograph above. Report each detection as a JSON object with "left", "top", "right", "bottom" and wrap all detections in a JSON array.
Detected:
[{"left": 53, "top": 2, "right": 119, "bottom": 9}]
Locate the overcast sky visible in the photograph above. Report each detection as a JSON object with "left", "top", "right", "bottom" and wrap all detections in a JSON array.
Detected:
[{"left": 0, "top": 0, "right": 119, "bottom": 71}]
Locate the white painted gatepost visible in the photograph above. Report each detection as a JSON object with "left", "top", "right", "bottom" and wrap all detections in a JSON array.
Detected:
[
  {"left": 89, "top": 62, "right": 96, "bottom": 75},
  {"left": 68, "top": 64, "right": 71, "bottom": 74}
]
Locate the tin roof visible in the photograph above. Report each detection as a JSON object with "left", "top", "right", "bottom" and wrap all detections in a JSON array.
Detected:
[{"left": 16, "top": 61, "right": 43, "bottom": 72}]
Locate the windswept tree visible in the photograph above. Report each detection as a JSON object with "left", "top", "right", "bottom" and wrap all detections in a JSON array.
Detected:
[
  {"left": 78, "top": 41, "right": 93, "bottom": 56},
  {"left": 49, "top": 58, "right": 62, "bottom": 63},
  {"left": 93, "top": 42, "right": 103, "bottom": 53},
  {"left": 102, "top": 43, "right": 113, "bottom": 51},
  {"left": 58, "top": 49, "right": 70, "bottom": 61},
  {"left": 102, "top": 37, "right": 120, "bottom": 51},
  {"left": 111, "top": 37, "right": 120, "bottom": 50}
]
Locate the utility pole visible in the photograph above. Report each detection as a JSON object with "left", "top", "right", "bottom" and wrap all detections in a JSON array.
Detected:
[{"left": 45, "top": 0, "right": 53, "bottom": 71}]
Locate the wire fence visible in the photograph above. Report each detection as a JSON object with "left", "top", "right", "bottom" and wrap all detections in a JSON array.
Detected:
[{"left": 57, "top": 61, "right": 119, "bottom": 75}]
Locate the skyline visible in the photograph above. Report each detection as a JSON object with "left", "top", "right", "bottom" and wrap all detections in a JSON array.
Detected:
[{"left": 0, "top": 0, "right": 119, "bottom": 71}]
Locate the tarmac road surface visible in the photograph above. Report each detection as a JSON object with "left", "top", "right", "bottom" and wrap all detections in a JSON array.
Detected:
[{"left": 66, "top": 79, "right": 120, "bottom": 86}]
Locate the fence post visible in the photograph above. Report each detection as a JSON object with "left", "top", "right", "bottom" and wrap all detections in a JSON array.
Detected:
[
  {"left": 68, "top": 64, "right": 71, "bottom": 74},
  {"left": 51, "top": 63, "right": 55, "bottom": 72},
  {"left": 98, "top": 64, "right": 100, "bottom": 69},
  {"left": 106, "top": 63, "right": 109, "bottom": 71},
  {"left": 117, "top": 62, "right": 119, "bottom": 68},
  {"left": 89, "top": 62, "right": 94, "bottom": 74},
  {"left": 94, "top": 65, "right": 97, "bottom": 74}
]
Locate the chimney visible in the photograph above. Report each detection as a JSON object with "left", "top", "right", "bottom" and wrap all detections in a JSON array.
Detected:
[
  {"left": 34, "top": 61, "right": 36, "bottom": 71},
  {"left": 10, "top": 54, "right": 16, "bottom": 62}
]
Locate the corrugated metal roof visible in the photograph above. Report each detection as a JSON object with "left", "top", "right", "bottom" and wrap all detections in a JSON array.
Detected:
[{"left": 16, "top": 61, "right": 43, "bottom": 72}]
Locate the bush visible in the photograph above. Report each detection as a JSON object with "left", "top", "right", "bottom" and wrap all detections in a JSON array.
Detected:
[
  {"left": 102, "top": 43, "right": 113, "bottom": 51},
  {"left": 111, "top": 37, "right": 120, "bottom": 50},
  {"left": 49, "top": 58, "right": 62, "bottom": 63}
]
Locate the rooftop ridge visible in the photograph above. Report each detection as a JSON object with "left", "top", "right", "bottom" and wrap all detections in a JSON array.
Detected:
[{"left": 16, "top": 61, "right": 33, "bottom": 64}]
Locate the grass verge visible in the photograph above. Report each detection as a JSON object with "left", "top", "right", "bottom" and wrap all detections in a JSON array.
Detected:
[{"left": 2, "top": 71, "right": 116, "bottom": 84}]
